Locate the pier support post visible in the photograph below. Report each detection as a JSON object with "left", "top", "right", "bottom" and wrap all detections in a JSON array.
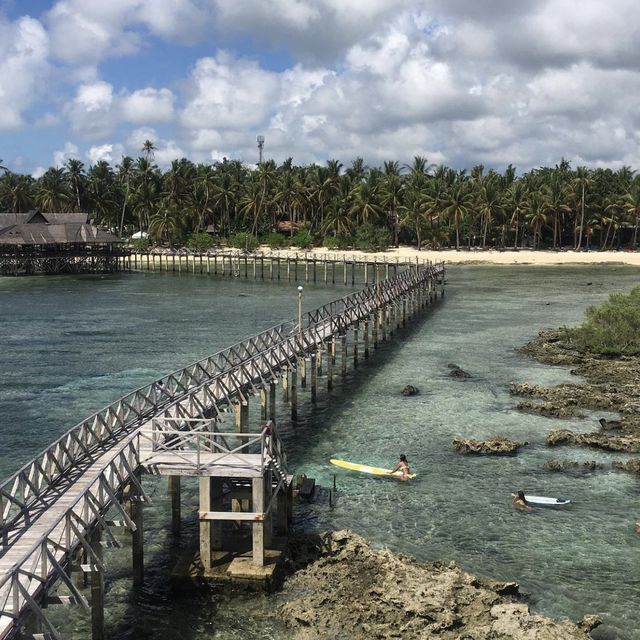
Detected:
[
  {"left": 341, "top": 333, "right": 347, "bottom": 377},
  {"left": 380, "top": 308, "right": 387, "bottom": 342},
  {"left": 282, "top": 367, "right": 289, "bottom": 402},
  {"left": 316, "top": 349, "right": 323, "bottom": 376},
  {"left": 353, "top": 323, "right": 359, "bottom": 367},
  {"left": 200, "top": 477, "right": 224, "bottom": 571},
  {"left": 90, "top": 528, "right": 104, "bottom": 640},
  {"left": 327, "top": 339, "right": 334, "bottom": 390},
  {"left": 372, "top": 312, "right": 378, "bottom": 348},
  {"left": 252, "top": 476, "right": 265, "bottom": 566},
  {"left": 291, "top": 368, "right": 298, "bottom": 420},
  {"left": 310, "top": 353, "right": 317, "bottom": 403},
  {"left": 168, "top": 476, "right": 181, "bottom": 534},
  {"left": 269, "top": 381, "right": 277, "bottom": 421},
  {"left": 363, "top": 319, "right": 370, "bottom": 358},
  {"left": 260, "top": 387, "right": 268, "bottom": 421},
  {"left": 402, "top": 298, "right": 407, "bottom": 326},
  {"left": 235, "top": 402, "right": 249, "bottom": 446},
  {"left": 130, "top": 475, "right": 144, "bottom": 586},
  {"left": 300, "top": 356, "right": 307, "bottom": 388}
]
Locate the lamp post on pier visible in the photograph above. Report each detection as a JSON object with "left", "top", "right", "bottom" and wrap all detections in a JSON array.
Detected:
[{"left": 297, "top": 285, "right": 304, "bottom": 340}]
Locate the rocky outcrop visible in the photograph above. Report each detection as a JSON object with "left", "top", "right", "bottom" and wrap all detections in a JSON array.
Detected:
[
  {"left": 543, "top": 459, "right": 601, "bottom": 472},
  {"left": 401, "top": 384, "right": 420, "bottom": 396},
  {"left": 545, "top": 429, "right": 640, "bottom": 453},
  {"left": 277, "top": 530, "right": 597, "bottom": 640},
  {"left": 453, "top": 436, "right": 529, "bottom": 455},
  {"left": 512, "top": 329, "right": 640, "bottom": 453},
  {"left": 448, "top": 363, "right": 471, "bottom": 378},
  {"left": 612, "top": 458, "right": 640, "bottom": 474}
]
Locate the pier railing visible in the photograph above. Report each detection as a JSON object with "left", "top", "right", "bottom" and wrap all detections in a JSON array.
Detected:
[
  {"left": 0, "top": 259, "right": 443, "bottom": 636},
  {"left": 0, "top": 260, "right": 444, "bottom": 546}
]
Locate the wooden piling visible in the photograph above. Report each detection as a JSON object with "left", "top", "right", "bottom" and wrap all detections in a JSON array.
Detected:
[
  {"left": 310, "top": 353, "right": 317, "bottom": 403},
  {"left": 252, "top": 476, "right": 265, "bottom": 566},
  {"left": 90, "top": 528, "right": 104, "bottom": 640},
  {"left": 341, "top": 333, "right": 347, "bottom": 377},
  {"left": 168, "top": 476, "right": 181, "bottom": 534},
  {"left": 291, "top": 368, "right": 298, "bottom": 420}
]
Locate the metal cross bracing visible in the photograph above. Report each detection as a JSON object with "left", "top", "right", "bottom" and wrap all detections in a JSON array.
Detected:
[{"left": 0, "top": 260, "right": 444, "bottom": 638}]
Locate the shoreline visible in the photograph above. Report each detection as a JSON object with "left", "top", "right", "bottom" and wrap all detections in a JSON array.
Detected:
[{"left": 265, "top": 246, "right": 640, "bottom": 266}]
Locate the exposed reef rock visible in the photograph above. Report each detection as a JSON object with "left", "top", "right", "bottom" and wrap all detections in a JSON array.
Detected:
[
  {"left": 545, "top": 429, "right": 640, "bottom": 453},
  {"left": 448, "top": 363, "right": 472, "bottom": 378},
  {"left": 611, "top": 458, "right": 640, "bottom": 474},
  {"left": 401, "top": 384, "right": 420, "bottom": 396},
  {"left": 453, "top": 436, "right": 529, "bottom": 455},
  {"left": 543, "top": 459, "right": 602, "bottom": 473},
  {"left": 277, "top": 530, "right": 598, "bottom": 640},
  {"left": 512, "top": 329, "right": 640, "bottom": 453}
]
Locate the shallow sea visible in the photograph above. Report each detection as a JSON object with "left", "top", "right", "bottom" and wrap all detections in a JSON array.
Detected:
[{"left": 0, "top": 265, "right": 638, "bottom": 639}]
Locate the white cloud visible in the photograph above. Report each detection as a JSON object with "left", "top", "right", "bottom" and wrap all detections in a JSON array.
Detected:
[
  {"left": 9, "top": 0, "right": 640, "bottom": 172},
  {"left": 65, "top": 80, "right": 115, "bottom": 138},
  {"left": 180, "top": 52, "right": 280, "bottom": 130},
  {"left": 120, "top": 88, "right": 176, "bottom": 123},
  {"left": 0, "top": 16, "right": 50, "bottom": 130},
  {"left": 87, "top": 143, "right": 125, "bottom": 165},
  {"left": 53, "top": 142, "right": 80, "bottom": 167}
]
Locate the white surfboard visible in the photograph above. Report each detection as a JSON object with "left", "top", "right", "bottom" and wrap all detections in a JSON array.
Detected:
[{"left": 525, "top": 495, "right": 571, "bottom": 506}]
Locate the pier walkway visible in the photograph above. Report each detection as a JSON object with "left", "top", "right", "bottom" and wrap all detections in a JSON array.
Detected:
[{"left": 0, "top": 260, "right": 445, "bottom": 639}]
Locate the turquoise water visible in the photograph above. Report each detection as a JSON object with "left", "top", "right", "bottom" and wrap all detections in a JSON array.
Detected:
[{"left": 1, "top": 266, "right": 639, "bottom": 639}]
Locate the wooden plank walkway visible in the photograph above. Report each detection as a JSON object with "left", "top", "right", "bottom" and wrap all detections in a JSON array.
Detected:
[{"left": 0, "top": 260, "right": 444, "bottom": 638}]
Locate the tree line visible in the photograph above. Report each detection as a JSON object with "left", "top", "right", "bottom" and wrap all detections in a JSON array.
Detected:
[{"left": 1, "top": 147, "right": 639, "bottom": 251}]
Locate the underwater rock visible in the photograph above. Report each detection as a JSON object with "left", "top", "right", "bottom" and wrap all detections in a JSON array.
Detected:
[
  {"left": 401, "top": 384, "right": 420, "bottom": 396},
  {"left": 545, "top": 429, "right": 640, "bottom": 453},
  {"left": 543, "top": 459, "right": 601, "bottom": 472},
  {"left": 447, "top": 363, "right": 471, "bottom": 378},
  {"left": 612, "top": 459, "right": 640, "bottom": 474},
  {"left": 452, "top": 436, "right": 528, "bottom": 455}
]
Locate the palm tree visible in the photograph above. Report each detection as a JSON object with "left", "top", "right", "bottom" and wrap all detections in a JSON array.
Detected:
[
  {"left": 131, "top": 157, "right": 159, "bottom": 233},
  {"left": 149, "top": 199, "right": 181, "bottom": 244},
  {"left": 441, "top": 182, "right": 474, "bottom": 249},
  {"left": 0, "top": 173, "right": 35, "bottom": 212},
  {"left": 477, "top": 178, "right": 504, "bottom": 248},
  {"left": 623, "top": 178, "right": 640, "bottom": 248},
  {"left": 572, "top": 166, "right": 592, "bottom": 249},
  {"left": 142, "top": 139, "right": 156, "bottom": 161},
  {"left": 116, "top": 156, "right": 135, "bottom": 237},
  {"left": 64, "top": 159, "right": 86, "bottom": 211},
  {"left": 36, "top": 168, "right": 70, "bottom": 212}
]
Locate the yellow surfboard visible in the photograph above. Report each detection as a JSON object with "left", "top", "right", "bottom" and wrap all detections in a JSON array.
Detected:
[{"left": 330, "top": 458, "right": 416, "bottom": 479}]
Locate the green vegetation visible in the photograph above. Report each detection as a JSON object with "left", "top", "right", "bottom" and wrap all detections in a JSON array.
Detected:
[
  {"left": 262, "top": 232, "right": 287, "bottom": 248},
  {"left": 228, "top": 231, "right": 259, "bottom": 252},
  {"left": 354, "top": 224, "right": 392, "bottom": 251},
  {"left": 2, "top": 153, "right": 640, "bottom": 250},
  {"left": 186, "top": 232, "right": 215, "bottom": 251},
  {"left": 565, "top": 286, "right": 640, "bottom": 355}
]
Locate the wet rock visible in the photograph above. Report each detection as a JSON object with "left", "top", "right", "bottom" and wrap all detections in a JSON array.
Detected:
[
  {"left": 599, "top": 418, "right": 622, "bottom": 431},
  {"left": 516, "top": 400, "right": 581, "bottom": 418},
  {"left": 611, "top": 459, "right": 640, "bottom": 474},
  {"left": 401, "top": 384, "right": 420, "bottom": 396},
  {"left": 543, "top": 459, "right": 601, "bottom": 472},
  {"left": 513, "top": 330, "right": 640, "bottom": 451},
  {"left": 278, "top": 530, "right": 593, "bottom": 640},
  {"left": 578, "top": 614, "right": 603, "bottom": 632},
  {"left": 447, "top": 363, "right": 471, "bottom": 378},
  {"left": 453, "top": 436, "right": 529, "bottom": 455},
  {"left": 545, "top": 429, "right": 640, "bottom": 453}
]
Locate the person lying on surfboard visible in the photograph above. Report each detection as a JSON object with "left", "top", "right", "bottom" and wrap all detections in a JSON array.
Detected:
[
  {"left": 390, "top": 454, "right": 411, "bottom": 481},
  {"left": 512, "top": 490, "right": 532, "bottom": 512}
]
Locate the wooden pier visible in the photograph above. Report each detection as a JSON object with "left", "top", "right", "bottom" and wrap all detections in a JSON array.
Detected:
[
  {"left": 0, "top": 260, "right": 444, "bottom": 639},
  {"left": 129, "top": 249, "right": 427, "bottom": 285}
]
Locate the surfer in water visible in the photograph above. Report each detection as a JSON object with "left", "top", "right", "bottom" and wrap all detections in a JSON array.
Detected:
[
  {"left": 390, "top": 454, "right": 411, "bottom": 481},
  {"left": 512, "top": 491, "right": 532, "bottom": 512}
]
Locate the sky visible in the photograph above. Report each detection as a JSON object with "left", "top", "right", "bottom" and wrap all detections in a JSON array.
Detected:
[{"left": 1, "top": 0, "right": 640, "bottom": 176}]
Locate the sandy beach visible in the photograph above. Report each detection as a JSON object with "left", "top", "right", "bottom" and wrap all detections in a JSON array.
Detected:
[{"left": 266, "top": 246, "right": 640, "bottom": 266}]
